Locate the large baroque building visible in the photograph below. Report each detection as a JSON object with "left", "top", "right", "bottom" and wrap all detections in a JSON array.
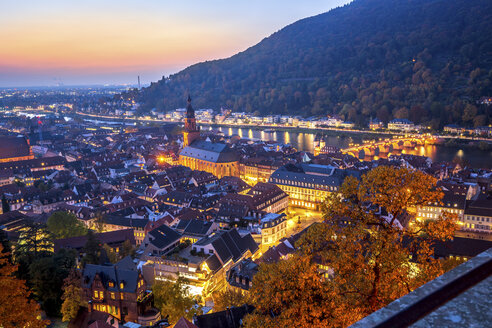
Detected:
[
  {"left": 178, "top": 96, "right": 239, "bottom": 178},
  {"left": 269, "top": 163, "right": 361, "bottom": 210}
]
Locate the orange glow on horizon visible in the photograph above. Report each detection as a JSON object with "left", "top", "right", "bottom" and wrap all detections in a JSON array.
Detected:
[
  {"left": 0, "top": 0, "right": 350, "bottom": 85},
  {"left": 1, "top": 19, "right": 246, "bottom": 72}
]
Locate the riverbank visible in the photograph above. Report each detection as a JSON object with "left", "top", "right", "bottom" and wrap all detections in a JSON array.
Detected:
[
  {"left": 65, "top": 111, "right": 492, "bottom": 146},
  {"left": 442, "top": 138, "right": 492, "bottom": 151}
]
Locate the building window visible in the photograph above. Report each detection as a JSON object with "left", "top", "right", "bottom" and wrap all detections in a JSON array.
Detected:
[{"left": 111, "top": 292, "right": 115, "bottom": 300}]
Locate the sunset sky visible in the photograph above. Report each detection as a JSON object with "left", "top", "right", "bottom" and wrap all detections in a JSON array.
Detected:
[{"left": 0, "top": 0, "right": 350, "bottom": 87}]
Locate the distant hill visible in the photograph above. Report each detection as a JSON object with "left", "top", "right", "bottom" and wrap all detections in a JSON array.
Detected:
[{"left": 131, "top": 0, "right": 492, "bottom": 128}]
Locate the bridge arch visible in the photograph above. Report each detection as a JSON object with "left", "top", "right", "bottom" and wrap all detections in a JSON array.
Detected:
[
  {"left": 392, "top": 141, "right": 404, "bottom": 150},
  {"left": 403, "top": 140, "right": 416, "bottom": 148}
]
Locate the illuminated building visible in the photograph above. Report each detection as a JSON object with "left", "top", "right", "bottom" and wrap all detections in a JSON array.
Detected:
[
  {"left": 416, "top": 192, "right": 466, "bottom": 222},
  {"left": 179, "top": 96, "right": 239, "bottom": 179},
  {"left": 368, "top": 118, "right": 384, "bottom": 130},
  {"left": 269, "top": 163, "right": 361, "bottom": 210},
  {"left": 0, "top": 156, "right": 66, "bottom": 172},
  {"left": 141, "top": 229, "right": 259, "bottom": 297},
  {"left": 462, "top": 194, "right": 492, "bottom": 232},
  {"left": 226, "top": 258, "right": 258, "bottom": 294},
  {"left": 260, "top": 213, "right": 287, "bottom": 246},
  {"left": 387, "top": 118, "right": 418, "bottom": 132},
  {"left": 0, "top": 136, "right": 34, "bottom": 163},
  {"left": 216, "top": 182, "right": 289, "bottom": 224},
  {"left": 82, "top": 259, "right": 160, "bottom": 326},
  {"left": 239, "top": 158, "right": 285, "bottom": 185}
]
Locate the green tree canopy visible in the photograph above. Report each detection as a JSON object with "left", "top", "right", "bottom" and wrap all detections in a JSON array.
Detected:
[
  {"left": 153, "top": 278, "right": 202, "bottom": 325},
  {"left": 81, "top": 230, "right": 103, "bottom": 266},
  {"left": 29, "top": 249, "right": 77, "bottom": 316},
  {"left": 47, "top": 211, "right": 87, "bottom": 239}
]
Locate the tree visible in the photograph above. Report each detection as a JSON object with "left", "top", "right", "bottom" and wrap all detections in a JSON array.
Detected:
[
  {"left": 81, "top": 230, "right": 103, "bottom": 266},
  {"left": 14, "top": 222, "right": 53, "bottom": 280},
  {"left": 244, "top": 255, "right": 340, "bottom": 328},
  {"left": 28, "top": 249, "right": 77, "bottom": 316},
  {"left": 0, "top": 245, "right": 50, "bottom": 328},
  {"left": 61, "top": 269, "right": 87, "bottom": 322},
  {"left": 153, "top": 278, "right": 202, "bottom": 325},
  {"left": 47, "top": 211, "right": 87, "bottom": 239},
  {"left": 1, "top": 194, "right": 10, "bottom": 214},
  {"left": 91, "top": 212, "right": 106, "bottom": 233},
  {"left": 245, "top": 166, "right": 458, "bottom": 327},
  {"left": 120, "top": 239, "right": 135, "bottom": 258},
  {"left": 212, "top": 289, "right": 248, "bottom": 312},
  {"left": 103, "top": 244, "right": 119, "bottom": 264}
]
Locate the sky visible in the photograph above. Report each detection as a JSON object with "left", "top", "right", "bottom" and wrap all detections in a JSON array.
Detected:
[{"left": 0, "top": 0, "right": 350, "bottom": 87}]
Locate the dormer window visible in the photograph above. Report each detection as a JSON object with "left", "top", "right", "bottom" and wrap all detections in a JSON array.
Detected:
[
  {"left": 120, "top": 282, "right": 124, "bottom": 289},
  {"left": 108, "top": 281, "right": 114, "bottom": 288}
]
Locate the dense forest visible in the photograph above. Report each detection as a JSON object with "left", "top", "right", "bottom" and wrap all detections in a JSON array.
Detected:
[{"left": 129, "top": 0, "right": 492, "bottom": 128}]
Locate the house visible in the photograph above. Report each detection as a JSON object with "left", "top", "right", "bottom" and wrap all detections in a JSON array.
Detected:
[
  {"left": 103, "top": 216, "right": 149, "bottom": 246},
  {"left": 387, "top": 119, "right": 418, "bottom": 132},
  {"left": 368, "top": 118, "right": 384, "bottom": 130},
  {"left": 216, "top": 182, "right": 289, "bottom": 223},
  {"left": 416, "top": 190, "right": 467, "bottom": 222},
  {"left": 260, "top": 213, "right": 287, "bottom": 247},
  {"left": 226, "top": 258, "right": 259, "bottom": 294},
  {"left": 144, "top": 215, "right": 178, "bottom": 235},
  {"left": 140, "top": 224, "right": 182, "bottom": 258},
  {"left": 462, "top": 193, "right": 492, "bottom": 233},
  {"left": 173, "top": 317, "right": 198, "bottom": 328},
  {"left": 81, "top": 258, "right": 160, "bottom": 326},
  {"left": 175, "top": 219, "right": 219, "bottom": 243},
  {"left": 193, "top": 304, "right": 254, "bottom": 328},
  {"left": 142, "top": 229, "right": 259, "bottom": 298}
]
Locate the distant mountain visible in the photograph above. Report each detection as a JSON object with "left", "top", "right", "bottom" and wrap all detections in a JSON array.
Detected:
[{"left": 131, "top": 0, "right": 492, "bottom": 128}]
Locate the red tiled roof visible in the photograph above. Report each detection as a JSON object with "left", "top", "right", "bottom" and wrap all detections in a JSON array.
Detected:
[
  {"left": 173, "top": 317, "right": 199, "bottom": 328},
  {"left": 54, "top": 229, "right": 135, "bottom": 252},
  {"left": 0, "top": 136, "right": 31, "bottom": 160}
]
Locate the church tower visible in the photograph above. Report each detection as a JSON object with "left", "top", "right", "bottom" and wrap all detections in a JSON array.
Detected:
[{"left": 183, "top": 95, "right": 200, "bottom": 147}]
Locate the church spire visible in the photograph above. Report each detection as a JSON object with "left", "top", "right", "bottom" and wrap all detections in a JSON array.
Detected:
[
  {"left": 183, "top": 95, "right": 199, "bottom": 147},
  {"left": 186, "top": 94, "right": 194, "bottom": 119}
]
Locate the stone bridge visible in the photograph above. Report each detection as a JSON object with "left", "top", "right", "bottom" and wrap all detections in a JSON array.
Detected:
[{"left": 342, "top": 136, "right": 437, "bottom": 159}]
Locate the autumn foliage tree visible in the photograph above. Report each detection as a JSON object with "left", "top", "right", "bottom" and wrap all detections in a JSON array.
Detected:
[
  {"left": 152, "top": 278, "right": 202, "bottom": 325},
  {"left": 245, "top": 166, "right": 458, "bottom": 327},
  {"left": 244, "top": 255, "right": 340, "bottom": 328},
  {"left": 61, "top": 269, "right": 87, "bottom": 322},
  {"left": 212, "top": 288, "right": 248, "bottom": 312},
  {"left": 0, "top": 245, "right": 49, "bottom": 328}
]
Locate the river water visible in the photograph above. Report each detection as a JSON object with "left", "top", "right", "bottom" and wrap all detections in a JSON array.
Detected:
[{"left": 206, "top": 125, "right": 492, "bottom": 169}]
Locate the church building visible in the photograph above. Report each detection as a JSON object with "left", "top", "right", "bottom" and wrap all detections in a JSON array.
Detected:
[{"left": 178, "top": 96, "right": 239, "bottom": 179}]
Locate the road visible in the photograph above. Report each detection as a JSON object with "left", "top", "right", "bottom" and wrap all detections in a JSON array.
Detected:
[
  {"left": 285, "top": 207, "right": 324, "bottom": 237},
  {"left": 69, "top": 110, "right": 492, "bottom": 143}
]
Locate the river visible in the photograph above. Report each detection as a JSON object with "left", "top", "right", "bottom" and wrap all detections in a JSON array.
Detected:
[{"left": 204, "top": 125, "right": 492, "bottom": 169}]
